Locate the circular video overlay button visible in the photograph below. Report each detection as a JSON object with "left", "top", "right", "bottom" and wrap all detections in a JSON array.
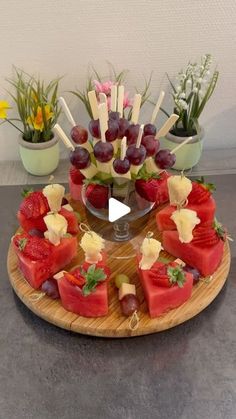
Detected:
[{"left": 82, "top": 178, "right": 155, "bottom": 242}]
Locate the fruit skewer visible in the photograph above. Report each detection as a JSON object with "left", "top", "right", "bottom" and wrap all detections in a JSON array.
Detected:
[
  {"left": 59, "top": 97, "right": 92, "bottom": 153},
  {"left": 54, "top": 123, "right": 97, "bottom": 179},
  {"left": 93, "top": 103, "right": 114, "bottom": 175},
  {"left": 126, "top": 124, "right": 146, "bottom": 176}
]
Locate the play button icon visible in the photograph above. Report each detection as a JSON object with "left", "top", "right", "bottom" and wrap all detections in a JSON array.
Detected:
[{"left": 108, "top": 198, "right": 131, "bottom": 222}]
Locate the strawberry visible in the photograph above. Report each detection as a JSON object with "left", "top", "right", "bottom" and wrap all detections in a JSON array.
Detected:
[
  {"left": 192, "top": 219, "right": 226, "bottom": 247},
  {"left": 135, "top": 172, "right": 170, "bottom": 204},
  {"left": 188, "top": 177, "right": 216, "bottom": 204},
  {"left": 13, "top": 233, "right": 53, "bottom": 261},
  {"left": 19, "top": 191, "right": 49, "bottom": 219},
  {"left": 85, "top": 184, "right": 109, "bottom": 209},
  {"left": 69, "top": 166, "right": 85, "bottom": 185},
  {"left": 149, "top": 262, "right": 186, "bottom": 288},
  {"left": 64, "top": 271, "right": 86, "bottom": 287}
]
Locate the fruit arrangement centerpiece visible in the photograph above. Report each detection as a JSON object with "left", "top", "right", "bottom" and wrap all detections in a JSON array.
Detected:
[
  {"left": 8, "top": 81, "right": 231, "bottom": 336},
  {"left": 54, "top": 87, "right": 193, "bottom": 243}
]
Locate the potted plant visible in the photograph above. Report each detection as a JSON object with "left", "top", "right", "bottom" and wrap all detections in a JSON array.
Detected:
[
  {"left": 70, "top": 64, "right": 152, "bottom": 119},
  {"left": 161, "top": 54, "right": 219, "bottom": 170},
  {"left": 0, "top": 68, "right": 61, "bottom": 176}
]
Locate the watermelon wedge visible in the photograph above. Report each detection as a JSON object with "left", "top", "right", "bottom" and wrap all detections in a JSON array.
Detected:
[
  {"left": 138, "top": 259, "right": 193, "bottom": 318},
  {"left": 18, "top": 206, "right": 79, "bottom": 235},
  {"left": 57, "top": 261, "right": 110, "bottom": 317},
  {"left": 13, "top": 233, "right": 77, "bottom": 289},
  {"left": 162, "top": 230, "right": 224, "bottom": 277},
  {"left": 156, "top": 196, "right": 216, "bottom": 231}
]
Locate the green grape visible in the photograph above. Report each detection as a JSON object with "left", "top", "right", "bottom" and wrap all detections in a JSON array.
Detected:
[{"left": 115, "top": 274, "right": 130, "bottom": 289}]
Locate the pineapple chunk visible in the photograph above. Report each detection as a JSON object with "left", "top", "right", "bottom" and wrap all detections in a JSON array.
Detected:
[
  {"left": 80, "top": 163, "right": 98, "bottom": 179},
  {"left": 44, "top": 213, "right": 68, "bottom": 246},
  {"left": 119, "top": 283, "right": 136, "bottom": 300},
  {"left": 167, "top": 175, "right": 192, "bottom": 206},
  {"left": 130, "top": 164, "right": 143, "bottom": 176},
  {"left": 171, "top": 208, "right": 200, "bottom": 243},
  {"left": 43, "top": 184, "right": 65, "bottom": 212}
]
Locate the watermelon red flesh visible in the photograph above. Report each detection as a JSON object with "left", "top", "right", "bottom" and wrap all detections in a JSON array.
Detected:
[
  {"left": 17, "top": 207, "right": 79, "bottom": 235},
  {"left": 138, "top": 260, "right": 193, "bottom": 318},
  {"left": 140, "top": 269, "right": 193, "bottom": 318},
  {"left": 59, "top": 208, "right": 79, "bottom": 234},
  {"left": 162, "top": 230, "right": 224, "bottom": 277},
  {"left": 69, "top": 176, "right": 83, "bottom": 202},
  {"left": 58, "top": 276, "right": 108, "bottom": 317},
  {"left": 156, "top": 196, "right": 216, "bottom": 231},
  {"left": 13, "top": 237, "right": 77, "bottom": 289}
]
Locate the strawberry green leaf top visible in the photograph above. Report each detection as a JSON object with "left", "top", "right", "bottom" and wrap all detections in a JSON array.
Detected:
[
  {"left": 213, "top": 218, "right": 226, "bottom": 241},
  {"left": 167, "top": 265, "right": 186, "bottom": 288},
  {"left": 18, "top": 237, "right": 28, "bottom": 251},
  {"left": 135, "top": 164, "right": 161, "bottom": 181},
  {"left": 81, "top": 264, "right": 107, "bottom": 296},
  {"left": 195, "top": 176, "right": 216, "bottom": 193},
  {"left": 21, "top": 188, "right": 34, "bottom": 198}
]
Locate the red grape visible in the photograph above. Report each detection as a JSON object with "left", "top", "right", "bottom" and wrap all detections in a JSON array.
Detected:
[
  {"left": 126, "top": 144, "right": 146, "bottom": 165},
  {"left": 70, "top": 125, "right": 88, "bottom": 144},
  {"left": 141, "top": 135, "right": 160, "bottom": 157},
  {"left": 105, "top": 119, "right": 119, "bottom": 142},
  {"left": 120, "top": 294, "right": 140, "bottom": 316},
  {"left": 144, "top": 123, "right": 156, "bottom": 136},
  {"left": 113, "top": 157, "right": 130, "bottom": 174},
  {"left": 41, "top": 278, "right": 60, "bottom": 299},
  {"left": 109, "top": 111, "right": 120, "bottom": 121},
  {"left": 62, "top": 197, "right": 69, "bottom": 206},
  {"left": 155, "top": 149, "right": 176, "bottom": 169},
  {"left": 183, "top": 265, "right": 200, "bottom": 284},
  {"left": 70, "top": 147, "right": 91, "bottom": 169},
  {"left": 126, "top": 124, "right": 140, "bottom": 145},
  {"left": 28, "top": 229, "right": 44, "bottom": 238},
  {"left": 118, "top": 118, "right": 130, "bottom": 139},
  {"left": 88, "top": 119, "right": 101, "bottom": 139},
  {"left": 94, "top": 141, "right": 114, "bottom": 162}
]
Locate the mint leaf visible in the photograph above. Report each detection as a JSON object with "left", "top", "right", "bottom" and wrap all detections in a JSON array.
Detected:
[
  {"left": 82, "top": 264, "right": 107, "bottom": 296},
  {"left": 167, "top": 265, "right": 186, "bottom": 288}
]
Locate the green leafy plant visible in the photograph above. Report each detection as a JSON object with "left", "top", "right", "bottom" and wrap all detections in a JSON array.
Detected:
[
  {"left": 70, "top": 63, "right": 152, "bottom": 120},
  {"left": 1, "top": 68, "right": 61, "bottom": 143},
  {"left": 166, "top": 54, "right": 219, "bottom": 136}
]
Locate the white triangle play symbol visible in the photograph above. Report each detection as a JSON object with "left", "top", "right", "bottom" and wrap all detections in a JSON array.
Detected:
[{"left": 108, "top": 198, "right": 131, "bottom": 222}]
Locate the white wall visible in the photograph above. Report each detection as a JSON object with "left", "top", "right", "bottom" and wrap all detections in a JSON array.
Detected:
[{"left": 0, "top": 0, "right": 235, "bottom": 161}]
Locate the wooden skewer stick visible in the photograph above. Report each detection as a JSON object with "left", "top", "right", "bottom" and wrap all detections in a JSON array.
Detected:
[
  {"left": 88, "top": 90, "right": 99, "bottom": 120},
  {"left": 120, "top": 136, "right": 127, "bottom": 160},
  {"left": 155, "top": 114, "right": 179, "bottom": 139},
  {"left": 99, "top": 93, "right": 108, "bottom": 107},
  {"left": 136, "top": 124, "right": 144, "bottom": 148},
  {"left": 53, "top": 123, "right": 75, "bottom": 151},
  {"left": 131, "top": 94, "right": 142, "bottom": 124},
  {"left": 98, "top": 103, "right": 108, "bottom": 142},
  {"left": 117, "top": 85, "right": 124, "bottom": 117},
  {"left": 150, "top": 91, "right": 165, "bottom": 124},
  {"left": 111, "top": 85, "right": 117, "bottom": 112},
  {"left": 59, "top": 97, "right": 76, "bottom": 127},
  {"left": 170, "top": 136, "right": 193, "bottom": 154}
]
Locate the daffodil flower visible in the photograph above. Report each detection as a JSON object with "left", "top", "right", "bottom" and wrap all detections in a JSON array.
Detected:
[
  {"left": 0, "top": 100, "right": 11, "bottom": 119},
  {"left": 27, "top": 104, "right": 54, "bottom": 132}
]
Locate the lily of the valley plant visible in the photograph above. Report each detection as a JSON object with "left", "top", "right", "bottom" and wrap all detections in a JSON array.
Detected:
[
  {"left": 167, "top": 54, "right": 219, "bottom": 136},
  {"left": 0, "top": 68, "right": 61, "bottom": 142},
  {"left": 71, "top": 64, "right": 152, "bottom": 120}
]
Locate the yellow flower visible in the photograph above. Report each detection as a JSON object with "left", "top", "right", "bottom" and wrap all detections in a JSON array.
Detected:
[
  {"left": 0, "top": 100, "right": 11, "bottom": 119},
  {"left": 27, "top": 104, "right": 54, "bottom": 132}
]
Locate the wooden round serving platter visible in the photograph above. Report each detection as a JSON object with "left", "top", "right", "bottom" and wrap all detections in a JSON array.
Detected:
[{"left": 7, "top": 199, "right": 231, "bottom": 338}]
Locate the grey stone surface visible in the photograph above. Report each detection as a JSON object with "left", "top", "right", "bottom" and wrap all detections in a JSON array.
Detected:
[{"left": 0, "top": 175, "right": 236, "bottom": 419}]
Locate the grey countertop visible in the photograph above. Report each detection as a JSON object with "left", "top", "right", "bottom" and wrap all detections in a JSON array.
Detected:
[{"left": 1, "top": 175, "right": 236, "bottom": 419}]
